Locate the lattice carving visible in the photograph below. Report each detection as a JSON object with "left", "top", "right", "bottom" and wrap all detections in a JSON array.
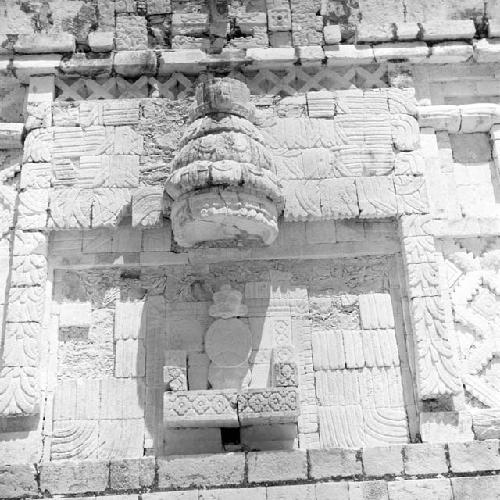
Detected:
[{"left": 55, "top": 65, "right": 388, "bottom": 101}]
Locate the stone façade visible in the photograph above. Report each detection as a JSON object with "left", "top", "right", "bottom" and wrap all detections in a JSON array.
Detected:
[{"left": 2, "top": 1, "right": 500, "bottom": 499}]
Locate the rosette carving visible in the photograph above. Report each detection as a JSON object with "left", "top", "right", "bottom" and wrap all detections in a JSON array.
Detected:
[{"left": 166, "top": 77, "right": 282, "bottom": 247}]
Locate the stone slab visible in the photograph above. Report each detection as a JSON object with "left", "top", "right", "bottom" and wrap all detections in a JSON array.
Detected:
[{"left": 157, "top": 453, "right": 245, "bottom": 489}]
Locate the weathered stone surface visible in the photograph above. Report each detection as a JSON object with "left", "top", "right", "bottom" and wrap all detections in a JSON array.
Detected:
[
  {"left": 164, "top": 390, "right": 238, "bottom": 428},
  {"left": 448, "top": 440, "right": 500, "bottom": 472},
  {"left": 404, "top": 443, "right": 448, "bottom": 475},
  {"left": 309, "top": 448, "right": 362, "bottom": 479},
  {"left": 363, "top": 445, "right": 403, "bottom": 476},
  {"left": 451, "top": 476, "right": 500, "bottom": 500},
  {"left": 40, "top": 460, "right": 109, "bottom": 495},
  {"left": 248, "top": 450, "right": 307, "bottom": 483},
  {"left": 238, "top": 388, "right": 300, "bottom": 425},
  {"left": 158, "top": 453, "right": 245, "bottom": 488},
  {"left": 387, "top": 478, "right": 452, "bottom": 500},
  {"left": 473, "top": 410, "right": 500, "bottom": 440},
  {"left": 0, "top": 464, "right": 37, "bottom": 499},
  {"left": 109, "top": 457, "right": 155, "bottom": 490}
]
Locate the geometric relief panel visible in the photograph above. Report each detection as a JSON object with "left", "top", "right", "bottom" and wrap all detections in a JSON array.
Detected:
[
  {"left": 443, "top": 237, "right": 500, "bottom": 409},
  {"left": 311, "top": 288, "right": 410, "bottom": 449},
  {"left": 48, "top": 255, "right": 412, "bottom": 456}
]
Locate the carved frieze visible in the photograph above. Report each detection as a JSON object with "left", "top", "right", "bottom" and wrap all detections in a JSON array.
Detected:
[{"left": 166, "top": 77, "right": 283, "bottom": 247}]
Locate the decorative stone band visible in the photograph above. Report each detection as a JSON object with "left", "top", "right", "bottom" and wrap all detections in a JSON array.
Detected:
[
  {"left": 164, "top": 389, "right": 239, "bottom": 428},
  {"left": 166, "top": 77, "right": 282, "bottom": 247},
  {"left": 4, "top": 440, "right": 500, "bottom": 497},
  {"left": 164, "top": 388, "right": 299, "bottom": 428},
  {"left": 7, "top": 39, "right": 500, "bottom": 81}
]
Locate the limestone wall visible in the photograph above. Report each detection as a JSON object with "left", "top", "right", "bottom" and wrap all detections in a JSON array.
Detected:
[
  {"left": 1, "top": 0, "right": 500, "bottom": 495},
  {"left": 2, "top": 441, "right": 500, "bottom": 499},
  {"left": 0, "top": 0, "right": 497, "bottom": 51}
]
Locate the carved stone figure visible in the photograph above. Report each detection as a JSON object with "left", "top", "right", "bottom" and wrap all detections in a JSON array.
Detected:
[{"left": 165, "top": 77, "right": 283, "bottom": 247}]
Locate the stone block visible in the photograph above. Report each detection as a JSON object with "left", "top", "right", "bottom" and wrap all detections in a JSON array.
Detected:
[
  {"left": 88, "top": 31, "right": 114, "bottom": 52},
  {"left": 306, "top": 90, "right": 335, "bottom": 118},
  {"left": 363, "top": 445, "right": 403, "bottom": 476},
  {"left": 421, "top": 20, "right": 476, "bottom": 41},
  {"left": 403, "top": 443, "right": 447, "bottom": 475},
  {"left": 359, "top": 293, "right": 395, "bottom": 330},
  {"left": 395, "top": 176, "right": 429, "bottom": 215},
  {"left": 99, "top": 378, "right": 145, "bottom": 419},
  {"left": 448, "top": 440, "right": 500, "bottom": 473},
  {"left": 323, "top": 25, "right": 341, "bottom": 44},
  {"left": 199, "top": 488, "right": 266, "bottom": 500},
  {"left": 268, "top": 7, "right": 292, "bottom": 31},
  {"left": 387, "top": 478, "right": 452, "bottom": 500},
  {"left": 451, "top": 475, "right": 500, "bottom": 500},
  {"left": 39, "top": 460, "right": 109, "bottom": 495},
  {"left": 395, "top": 23, "right": 420, "bottom": 40},
  {"left": 427, "top": 42, "right": 473, "bottom": 64},
  {"left": 98, "top": 419, "right": 145, "bottom": 460},
  {"left": 319, "top": 178, "right": 359, "bottom": 219},
  {"left": 267, "top": 484, "right": 315, "bottom": 500},
  {"left": 0, "top": 464, "right": 37, "bottom": 499},
  {"left": 164, "top": 350, "right": 187, "bottom": 391},
  {"left": 237, "top": 388, "right": 300, "bottom": 425},
  {"left": 164, "top": 390, "right": 238, "bottom": 428},
  {"left": 475, "top": 38, "right": 500, "bottom": 63},
  {"left": 297, "top": 46, "right": 325, "bottom": 66},
  {"left": 325, "top": 44, "right": 375, "bottom": 66},
  {"left": 114, "top": 50, "right": 157, "bottom": 77},
  {"left": 246, "top": 47, "right": 297, "bottom": 68},
  {"left": 418, "top": 105, "right": 460, "bottom": 133},
  {"left": 472, "top": 410, "right": 500, "bottom": 440},
  {"left": 356, "top": 177, "right": 397, "bottom": 219},
  {"left": 115, "top": 338, "right": 145, "bottom": 378},
  {"left": 158, "top": 453, "right": 245, "bottom": 489},
  {"left": 272, "top": 358, "right": 298, "bottom": 387},
  {"left": 309, "top": 448, "right": 362, "bottom": 479},
  {"left": 357, "top": 23, "right": 394, "bottom": 42},
  {"left": 109, "top": 457, "right": 155, "bottom": 490},
  {"left": 103, "top": 101, "right": 139, "bottom": 126},
  {"left": 59, "top": 302, "right": 92, "bottom": 328},
  {"left": 143, "top": 492, "right": 197, "bottom": 500},
  {"left": 115, "top": 16, "right": 148, "bottom": 50},
  {"left": 349, "top": 480, "right": 389, "bottom": 500},
  {"left": 159, "top": 49, "right": 208, "bottom": 74},
  {"left": 15, "top": 33, "right": 75, "bottom": 53},
  {"left": 373, "top": 42, "right": 429, "bottom": 64},
  {"left": 60, "top": 54, "right": 113, "bottom": 77},
  {"left": 315, "top": 481, "right": 349, "bottom": 499},
  {"left": 20, "top": 163, "right": 51, "bottom": 189},
  {"left": 132, "top": 187, "right": 164, "bottom": 227},
  {"left": 13, "top": 54, "right": 62, "bottom": 83},
  {"left": 248, "top": 450, "right": 307, "bottom": 483}
]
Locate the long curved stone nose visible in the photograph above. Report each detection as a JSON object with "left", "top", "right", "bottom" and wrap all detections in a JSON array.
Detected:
[{"left": 165, "top": 77, "right": 283, "bottom": 248}]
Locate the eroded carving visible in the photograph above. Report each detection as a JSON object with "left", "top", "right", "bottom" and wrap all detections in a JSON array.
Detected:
[{"left": 166, "top": 77, "right": 282, "bottom": 247}]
